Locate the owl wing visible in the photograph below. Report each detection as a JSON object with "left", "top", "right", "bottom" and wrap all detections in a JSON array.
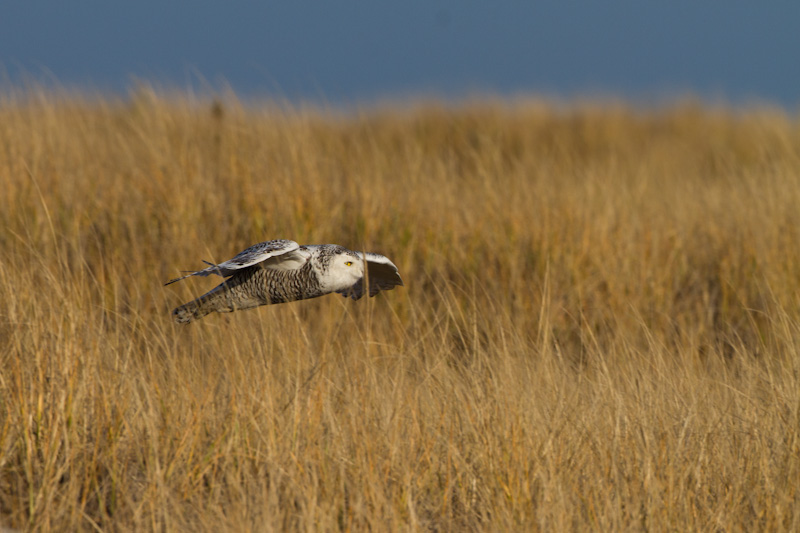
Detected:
[
  {"left": 165, "top": 239, "right": 309, "bottom": 285},
  {"left": 337, "top": 252, "right": 404, "bottom": 300}
]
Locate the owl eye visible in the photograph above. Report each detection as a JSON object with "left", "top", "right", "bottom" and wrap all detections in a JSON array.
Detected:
[{"left": 344, "top": 261, "right": 353, "bottom": 266}]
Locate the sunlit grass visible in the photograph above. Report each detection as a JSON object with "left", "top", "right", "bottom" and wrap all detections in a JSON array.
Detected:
[{"left": 0, "top": 88, "right": 798, "bottom": 531}]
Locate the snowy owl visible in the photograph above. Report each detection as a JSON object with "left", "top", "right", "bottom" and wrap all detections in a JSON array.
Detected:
[{"left": 165, "top": 239, "right": 403, "bottom": 323}]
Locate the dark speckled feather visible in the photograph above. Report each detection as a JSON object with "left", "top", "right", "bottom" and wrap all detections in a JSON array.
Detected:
[{"left": 172, "top": 261, "right": 324, "bottom": 322}]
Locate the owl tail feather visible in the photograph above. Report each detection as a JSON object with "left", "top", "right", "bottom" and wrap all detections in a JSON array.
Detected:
[
  {"left": 172, "top": 299, "right": 214, "bottom": 323},
  {"left": 171, "top": 283, "right": 231, "bottom": 324}
]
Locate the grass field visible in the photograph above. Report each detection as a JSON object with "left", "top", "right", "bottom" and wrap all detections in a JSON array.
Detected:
[{"left": 0, "top": 88, "right": 799, "bottom": 531}]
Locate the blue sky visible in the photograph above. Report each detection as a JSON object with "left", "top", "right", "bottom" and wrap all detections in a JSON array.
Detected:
[{"left": 2, "top": 2, "right": 798, "bottom": 108}]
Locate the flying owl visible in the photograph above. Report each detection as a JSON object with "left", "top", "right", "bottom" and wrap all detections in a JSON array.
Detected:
[{"left": 165, "top": 239, "right": 404, "bottom": 323}]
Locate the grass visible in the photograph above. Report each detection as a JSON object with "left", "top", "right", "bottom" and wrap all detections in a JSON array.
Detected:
[{"left": 0, "top": 87, "right": 799, "bottom": 531}]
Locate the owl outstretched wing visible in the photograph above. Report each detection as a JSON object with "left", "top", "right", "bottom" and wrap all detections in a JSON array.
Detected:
[{"left": 165, "top": 239, "right": 309, "bottom": 285}]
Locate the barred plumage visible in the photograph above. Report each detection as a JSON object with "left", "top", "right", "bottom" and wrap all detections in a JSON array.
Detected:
[{"left": 166, "top": 240, "right": 403, "bottom": 323}]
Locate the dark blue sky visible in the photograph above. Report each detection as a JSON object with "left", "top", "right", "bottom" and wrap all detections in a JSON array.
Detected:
[{"left": 2, "top": 2, "right": 799, "bottom": 108}]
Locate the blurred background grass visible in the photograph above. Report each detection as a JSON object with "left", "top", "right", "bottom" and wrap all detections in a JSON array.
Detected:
[{"left": 0, "top": 88, "right": 798, "bottom": 531}]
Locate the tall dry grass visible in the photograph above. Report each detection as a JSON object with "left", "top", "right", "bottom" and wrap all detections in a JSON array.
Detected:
[{"left": 0, "top": 88, "right": 799, "bottom": 531}]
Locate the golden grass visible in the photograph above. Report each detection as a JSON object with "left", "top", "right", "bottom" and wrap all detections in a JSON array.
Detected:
[{"left": 1, "top": 87, "right": 799, "bottom": 531}]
